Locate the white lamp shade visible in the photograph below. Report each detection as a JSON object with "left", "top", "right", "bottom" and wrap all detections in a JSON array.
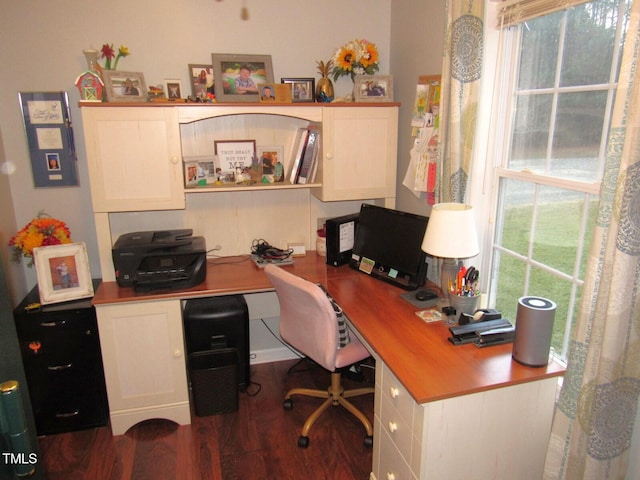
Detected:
[{"left": 421, "top": 203, "right": 479, "bottom": 259}]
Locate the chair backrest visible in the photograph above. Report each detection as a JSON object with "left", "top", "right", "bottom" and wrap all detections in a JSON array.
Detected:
[{"left": 264, "top": 264, "right": 338, "bottom": 371}]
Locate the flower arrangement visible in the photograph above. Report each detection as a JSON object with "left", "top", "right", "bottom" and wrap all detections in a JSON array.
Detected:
[
  {"left": 101, "top": 43, "right": 130, "bottom": 70},
  {"left": 9, "top": 211, "right": 72, "bottom": 267},
  {"left": 332, "top": 38, "right": 379, "bottom": 81}
]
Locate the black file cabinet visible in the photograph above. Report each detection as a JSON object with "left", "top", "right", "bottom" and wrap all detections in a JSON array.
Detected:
[{"left": 13, "top": 280, "right": 108, "bottom": 435}]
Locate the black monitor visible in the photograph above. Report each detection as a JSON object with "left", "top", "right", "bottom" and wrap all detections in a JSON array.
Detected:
[{"left": 349, "top": 204, "right": 428, "bottom": 290}]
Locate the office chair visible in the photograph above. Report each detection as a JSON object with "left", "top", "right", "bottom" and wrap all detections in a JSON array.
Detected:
[{"left": 264, "top": 264, "right": 374, "bottom": 448}]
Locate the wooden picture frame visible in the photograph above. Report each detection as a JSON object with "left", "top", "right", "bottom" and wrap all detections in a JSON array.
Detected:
[
  {"left": 281, "top": 77, "right": 315, "bottom": 103},
  {"left": 214, "top": 139, "right": 256, "bottom": 182},
  {"left": 188, "top": 64, "right": 214, "bottom": 100},
  {"left": 102, "top": 71, "right": 147, "bottom": 102},
  {"left": 211, "top": 53, "right": 274, "bottom": 103},
  {"left": 354, "top": 75, "right": 394, "bottom": 103},
  {"left": 258, "top": 83, "right": 291, "bottom": 103},
  {"left": 164, "top": 79, "right": 183, "bottom": 100},
  {"left": 33, "top": 242, "right": 94, "bottom": 305}
]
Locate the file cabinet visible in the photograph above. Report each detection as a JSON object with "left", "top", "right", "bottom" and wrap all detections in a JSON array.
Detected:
[{"left": 13, "top": 281, "right": 108, "bottom": 435}]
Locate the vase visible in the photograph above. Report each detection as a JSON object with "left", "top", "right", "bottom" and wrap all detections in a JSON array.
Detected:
[
  {"left": 316, "top": 75, "right": 334, "bottom": 103},
  {"left": 83, "top": 49, "right": 103, "bottom": 77}
]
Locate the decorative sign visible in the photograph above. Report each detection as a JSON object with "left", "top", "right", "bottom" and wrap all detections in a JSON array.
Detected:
[{"left": 19, "top": 91, "right": 78, "bottom": 187}]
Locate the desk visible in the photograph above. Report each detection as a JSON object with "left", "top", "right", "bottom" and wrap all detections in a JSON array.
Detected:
[{"left": 93, "top": 254, "right": 564, "bottom": 479}]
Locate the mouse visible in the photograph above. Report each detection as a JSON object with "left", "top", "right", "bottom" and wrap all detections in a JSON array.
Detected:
[{"left": 415, "top": 289, "right": 437, "bottom": 301}]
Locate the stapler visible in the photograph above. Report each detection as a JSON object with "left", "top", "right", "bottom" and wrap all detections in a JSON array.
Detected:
[{"left": 458, "top": 308, "right": 502, "bottom": 326}]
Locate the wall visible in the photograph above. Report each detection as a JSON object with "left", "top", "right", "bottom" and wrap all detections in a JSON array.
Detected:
[{"left": 0, "top": 0, "right": 391, "bottom": 303}]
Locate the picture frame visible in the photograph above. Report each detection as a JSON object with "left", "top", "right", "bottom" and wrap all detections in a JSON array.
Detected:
[
  {"left": 258, "top": 83, "right": 291, "bottom": 103},
  {"left": 183, "top": 155, "right": 218, "bottom": 187},
  {"left": 353, "top": 75, "right": 394, "bottom": 103},
  {"left": 214, "top": 139, "right": 256, "bottom": 182},
  {"left": 211, "top": 53, "right": 274, "bottom": 103},
  {"left": 102, "top": 71, "right": 147, "bottom": 102},
  {"left": 33, "top": 242, "right": 94, "bottom": 305},
  {"left": 257, "top": 145, "right": 285, "bottom": 182},
  {"left": 281, "top": 78, "right": 315, "bottom": 103},
  {"left": 188, "top": 64, "right": 214, "bottom": 100},
  {"left": 164, "top": 79, "right": 183, "bottom": 100}
]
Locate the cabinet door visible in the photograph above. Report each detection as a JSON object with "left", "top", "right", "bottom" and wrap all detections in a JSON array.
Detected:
[
  {"left": 95, "top": 300, "right": 188, "bottom": 422},
  {"left": 82, "top": 107, "right": 185, "bottom": 212},
  {"left": 316, "top": 106, "right": 398, "bottom": 204}
]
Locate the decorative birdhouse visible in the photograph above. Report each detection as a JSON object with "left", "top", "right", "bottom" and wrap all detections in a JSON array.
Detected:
[{"left": 75, "top": 71, "right": 104, "bottom": 102}]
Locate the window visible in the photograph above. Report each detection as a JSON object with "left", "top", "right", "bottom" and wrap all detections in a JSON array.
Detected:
[{"left": 489, "top": 0, "right": 632, "bottom": 362}]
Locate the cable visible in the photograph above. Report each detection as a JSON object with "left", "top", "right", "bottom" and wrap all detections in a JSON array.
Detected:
[{"left": 251, "top": 239, "right": 293, "bottom": 260}]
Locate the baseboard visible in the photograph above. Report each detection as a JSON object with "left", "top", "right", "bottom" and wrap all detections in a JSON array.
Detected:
[{"left": 250, "top": 347, "right": 300, "bottom": 365}]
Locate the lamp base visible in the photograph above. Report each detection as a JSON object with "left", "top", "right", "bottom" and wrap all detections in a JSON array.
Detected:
[{"left": 440, "top": 258, "right": 459, "bottom": 298}]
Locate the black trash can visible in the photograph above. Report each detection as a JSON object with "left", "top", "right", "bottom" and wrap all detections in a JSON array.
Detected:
[
  {"left": 183, "top": 295, "right": 250, "bottom": 390},
  {"left": 189, "top": 348, "right": 238, "bottom": 416}
]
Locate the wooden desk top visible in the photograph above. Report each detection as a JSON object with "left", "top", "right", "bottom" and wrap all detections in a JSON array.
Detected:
[{"left": 93, "top": 254, "right": 565, "bottom": 404}]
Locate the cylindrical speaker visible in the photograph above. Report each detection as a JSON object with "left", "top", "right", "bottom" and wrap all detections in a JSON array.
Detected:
[{"left": 512, "top": 296, "right": 557, "bottom": 367}]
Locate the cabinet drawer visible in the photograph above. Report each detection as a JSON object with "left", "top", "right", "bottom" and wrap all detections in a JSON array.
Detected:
[
  {"left": 32, "top": 379, "right": 108, "bottom": 435},
  {"left": 377, "top": 424, "right": 413, "bottom": 480},
  {"left": 381, "top": 364, "right": 415, "bottom": 427},
  {"left": 380, "top": 390, "right": 413, "bottom": 462}
]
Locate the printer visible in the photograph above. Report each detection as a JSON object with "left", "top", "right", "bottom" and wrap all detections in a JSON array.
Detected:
[{"left": 112, "top": 229, "right": 207, "bottom": 290}]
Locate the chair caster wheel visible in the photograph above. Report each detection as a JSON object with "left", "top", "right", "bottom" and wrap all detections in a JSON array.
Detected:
[
  {"left": 364, "top": 435, "right": 373, "bottom": 448},
  {"left": 297, "top": 435, "right": 309, "bottom": 448},
  {"left": 283, "top": 399, "right": 293, "bottom": 410}
]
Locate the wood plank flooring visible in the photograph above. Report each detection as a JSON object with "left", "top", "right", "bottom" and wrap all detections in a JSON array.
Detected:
[{"left": 37, "top": 358, "right": 375, "bottom": 480}]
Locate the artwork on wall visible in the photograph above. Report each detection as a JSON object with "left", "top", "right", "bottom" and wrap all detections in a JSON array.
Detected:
[{"left": 18, "top": 91, "right": 78, "bottom": 187}]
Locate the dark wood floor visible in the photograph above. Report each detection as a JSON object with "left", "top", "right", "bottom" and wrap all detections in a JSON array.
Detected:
[{"left": 37, "top": 358, "right": 375, "bottom": 480}]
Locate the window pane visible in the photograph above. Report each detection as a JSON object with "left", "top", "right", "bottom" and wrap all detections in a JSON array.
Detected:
[
  {"left": 550, "top": 91, "right": 606, "bottom": 181},
  {"left": 518, "top": 11, "right": 563, "bottom": 90},
  {"left": 494, "top": 253, "right": 526, "bottom": 321},
  {"left": 509, "top": 93, "right": 552, "bottom": 168},
  {"left": 498, "top": 178, "right": 535, "bottom": 256},
  {"left": 560, "top": 3, "right": 623, "bottom": 87}
]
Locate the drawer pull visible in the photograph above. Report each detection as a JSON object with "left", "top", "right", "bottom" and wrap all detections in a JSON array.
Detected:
[
  {"left": 41, "top": 320, "right": 66, "bottom": 327},
  {"left": 48, "top": 363, "right": 73, "bottom": 371},
  {"left": 388, "top": 421, "right": 398, "bottom": 433},
  {"left": 389, "top": 387, "right": 400, "bottom": 398},
  {"left": 386, "top": 473, "right": 396, "bottom": 480},
  {"left": 174, "top": 349, "right": 182, "bottom": 358},
  {"left": 56, "top": 410, "right": 79, "bottom": 418}
]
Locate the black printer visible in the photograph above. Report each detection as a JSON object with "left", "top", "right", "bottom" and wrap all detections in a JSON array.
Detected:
[{"left": 112, "top": 229, "right": 207, "bottom": 290}]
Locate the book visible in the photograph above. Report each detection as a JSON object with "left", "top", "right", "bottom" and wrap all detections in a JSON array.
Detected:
[
  {"left": 296, "top": 126, "right": 320, "bottom": 184},
  {"left": 289, "top": 127, "right": 309, "bottom": 184}
]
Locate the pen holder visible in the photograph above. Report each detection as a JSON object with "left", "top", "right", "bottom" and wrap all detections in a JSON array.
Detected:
[{"left": 450, "top": 294, "right": 480, "bottom": 316}]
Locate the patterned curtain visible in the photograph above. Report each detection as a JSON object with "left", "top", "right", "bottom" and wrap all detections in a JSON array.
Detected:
[
  {"left": 543, "top": 2, "right": 640, "bottom": 478},
  {"left": 438, "top": 0, "right": 484, "bottom": 203}
]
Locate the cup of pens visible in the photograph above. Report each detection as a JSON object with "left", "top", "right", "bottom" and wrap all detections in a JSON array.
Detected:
[{"left": 450, "top": 293, "right": 480, "bottom": 316}]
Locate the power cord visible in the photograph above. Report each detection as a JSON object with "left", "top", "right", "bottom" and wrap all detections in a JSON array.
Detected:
[{"left": 251, "top": 239, "right": 293, "bottom": 260}]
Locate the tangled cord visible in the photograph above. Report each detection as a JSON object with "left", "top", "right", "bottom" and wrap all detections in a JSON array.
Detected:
[{"left": 251, "top": 239, "right": 293, "bottom": 260}]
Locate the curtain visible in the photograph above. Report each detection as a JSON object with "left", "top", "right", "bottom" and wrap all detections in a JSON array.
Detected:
[
  {"left": 543, "top": 1, "right": 640, "bottom": 478},
  {"left": 438, "top": 0, "right": 484, "bottom": 204}
]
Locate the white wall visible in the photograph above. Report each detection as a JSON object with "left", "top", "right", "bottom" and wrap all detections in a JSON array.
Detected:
[{"left": 0, "top": 0, "right": 392, "bottom": 303}]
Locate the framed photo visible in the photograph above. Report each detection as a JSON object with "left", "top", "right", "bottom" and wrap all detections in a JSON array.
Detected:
[
  {"left": 214, "top": 140, "right": 256, "bottom": 182},
  {"left": 184, "top": 155, "right": 218, "bottom": 187},
  {"left": 188, "top": 64, "right": 214, "bottom": 100},
  {"left": 257, "top": 145, "right": 284, "bottom": 182},
  {"left": 102, "top": 71, "right": 147, "bottom": 102},
  {"left": 258, "top": 83, "right": 291, "bottom": 103},
  {"left": 211, "top": 53, "right": 274, "bottom": 103},
  {"left": 164, "top": 79, "right": 183, "bottom": 100},
  {"left": 354, "top": 75, "right": 394, "bottom": 103},
  {"left": 18, "top": 91, "right": 78, "bottom": 187},
  {"left": 281, "top": 78, "right": 315, "bottom": 103},
  {"left": 33, "top": 242, "right": 94, "bottom": 305}
]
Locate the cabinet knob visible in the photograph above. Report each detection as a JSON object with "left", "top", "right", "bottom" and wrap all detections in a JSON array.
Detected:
[
  {"left": 388, "top": 421, "right": 398, "bottom": 433},
  {"left": 325, "top": 152, "right": 333, "bottom": 160},
  {"left": 170, "top": 156, "right": 179, "bottom": 165},
  {"left": 174, "top": 349, "right": 182, "bottom": 358},
  {"left": 386, "top": 473, "right": 396, "bottom": 480},
  {"left": 389, "top": 387, "right": 400, "bottom": 398}
]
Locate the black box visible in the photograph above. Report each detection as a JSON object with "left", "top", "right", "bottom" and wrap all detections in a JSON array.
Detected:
[{"left": 325, "top": 213, "right": 359, "bottom": 267}]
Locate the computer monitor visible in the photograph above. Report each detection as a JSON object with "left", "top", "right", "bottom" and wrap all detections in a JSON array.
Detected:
[{"left": 349, "top": 204, "right": 428, "bottom": 290}]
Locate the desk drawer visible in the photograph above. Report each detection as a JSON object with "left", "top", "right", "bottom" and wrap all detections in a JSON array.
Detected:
[
  {"left": 376, "top": 423, "right": 413, "bottom": 480},
  {"left": 380, "top": 390, "right": 413, "bottom": 463},
  {"left": 381, "top": 364, "right": 415, "bottom": 428}
]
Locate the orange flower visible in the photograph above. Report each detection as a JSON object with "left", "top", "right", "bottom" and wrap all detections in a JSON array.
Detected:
[{"left": 9, "top": 212, "right": 72, "bottom": 267}]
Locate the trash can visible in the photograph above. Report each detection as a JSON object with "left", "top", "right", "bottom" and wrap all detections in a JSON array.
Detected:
[{"left": 189, "top": 348, "right": 239, "bottom": 416}]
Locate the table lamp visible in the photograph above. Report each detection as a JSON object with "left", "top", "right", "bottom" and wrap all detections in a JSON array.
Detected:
[{"left": 421, "top": 203, "right": 479, "bottom": 296}]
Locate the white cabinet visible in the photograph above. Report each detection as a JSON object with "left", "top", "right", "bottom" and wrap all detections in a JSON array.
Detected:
[
  {"left": 315, "top": 106, "right": 398, "bottom": 206},
  {"left": 94, "top": 299, "right": 190, "bottom": 435},
  {"left": 81, "top": 106, "right": 185, "bottom": 212}
]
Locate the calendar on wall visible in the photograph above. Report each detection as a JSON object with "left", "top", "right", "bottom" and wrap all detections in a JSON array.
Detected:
[{"left": 19, "top": 91, "right": 78, "bottom": 187}]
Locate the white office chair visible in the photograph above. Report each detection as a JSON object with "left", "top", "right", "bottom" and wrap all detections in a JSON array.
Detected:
[{"left": 264, "top": 264, "right": 374, "bottom": 448}]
